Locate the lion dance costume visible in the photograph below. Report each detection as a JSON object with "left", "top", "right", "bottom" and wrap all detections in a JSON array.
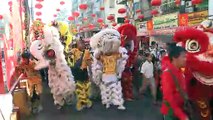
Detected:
[
  {"left": 117, "top": 24, "right": 138, "bottom": 100},
  {"left": 70, "top": 45, "right": 92, "bottom": 111},
  {"left": 173, "top": 20, "right": 213, "bottom": 120},
  {"left": 90, "top": 29, "right": 128, "bottom": 110},
  {"left": 30, "top": 21, "right": 76, "bottom": 110}
]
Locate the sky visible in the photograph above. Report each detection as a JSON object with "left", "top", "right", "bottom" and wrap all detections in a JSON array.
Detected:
[{"left": 31, "top": 0, "right": 72, "bottom": 23}]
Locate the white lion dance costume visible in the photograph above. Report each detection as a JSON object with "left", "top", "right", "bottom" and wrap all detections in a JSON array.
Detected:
[
  {"left": 90, "top": 29, "right": 128, "bottom": 110},
  {"left": 30, "top": 25, "right": 76, "bottom": 109}
]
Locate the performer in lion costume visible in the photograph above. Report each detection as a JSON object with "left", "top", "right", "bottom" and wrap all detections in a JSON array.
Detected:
[
  {"left": 90, "top": 29, "right": 128, "bottom": 110},
  {"left": 173, "top": 20, "right": 213, "bottom": 120},
  {"left": 30, "top": 23, "right": 76, "bottom": 110}
]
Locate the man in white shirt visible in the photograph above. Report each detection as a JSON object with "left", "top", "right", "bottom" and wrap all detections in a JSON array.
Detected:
[{"left": 139, "top": 52, "right": 157, "bottom": 104}]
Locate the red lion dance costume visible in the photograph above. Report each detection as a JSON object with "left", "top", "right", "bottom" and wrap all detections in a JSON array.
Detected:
[
  {"left": 173, "top": 20, "right": 213, "bottom": 120},
  {"left": 117, "top": 23, "right": 138, "bottom": 100}
]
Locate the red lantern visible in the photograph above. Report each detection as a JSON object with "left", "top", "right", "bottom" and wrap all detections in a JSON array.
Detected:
[
  {"left": 151, "top": 0, "right": 162, "bottom": 6},
  {"left": 36, "top": 0, "right": 44, "bottom": 2},
  {"left": 100, "top": 7, "right": 105, "bottom": 11},
  {"left": 8, "top": 1, "right": 12, "bottom": 6},
  {"left": 36, "top": 12, "right": 42, "bottom": 16},
  {"left": 97, "top": 18, "right": 103, "bottom": 23},
  {"left": 124, "top": 19, "right": 130, "bottom": 23},
  {"left": 60, "top": 1, "right": 65, "bottom": 5},
  {"left": 89, "top": 24, "right": 95, "bottom": 29},
  {"left": 83, "top": 17, "right": 88, "bottom": 21},
  {"left": 35, "top": 3, "right": 43, "bottom": 9},
  {"left": 9, "top": 7, "right": 12, "bottom": 12},
  {"left": 112, "top": 23, "right": 117, "bottom": 27},
  {"left": 56, "top": 8, "right": 60, "bottom": 12},
  {"left": 136, "top": 9, "right": 141, "bottom": 13},
  {"left": 53, "top": 14, "right": 57, "bottom": 17},
  {"left": 36, "top": 18, "right": 42, "bottom": 21},
  {"left": 79, "top": 4, "right": 88, "bottom": 10},
  {"left": 124, "top": 16, "right": 128, "bottom": 19},
  {"left": 91, "top": 14, "right": 96, "bottom": 17},
  {"left": 138, "top": 15, "right": 144, "bottom": 19},
  {"left": 118, "top": 8, "right": 126, "bottom": 14},
  {"left": 73, "top": 11, "right": 80, "bottom": 17},
  {"left": 151, "top": 9, "right": 159, "bottom": 15},
  {"left": 175, "top": 0, "right": 181, "bottom": 5},
  {"left": 192, "top": 0, "right": 203, "bottom": 5},
  {"left": 0, "top": 15, "right": 3, "bottom": 20},
  {"left": 68, "top": 16, "right": 74, "bottom": 21},
  {"left": 107, "top": 15, "right": 115, "bottom": 21}
]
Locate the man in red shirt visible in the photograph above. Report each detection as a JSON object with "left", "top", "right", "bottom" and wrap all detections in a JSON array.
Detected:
[{"left": 161, "top": 46, "right": 189, "bottom": 120}]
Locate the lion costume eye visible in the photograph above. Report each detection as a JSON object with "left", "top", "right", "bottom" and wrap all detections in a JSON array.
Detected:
[{"left": 186, "top": 39, "right": 200, "bottom": 53}]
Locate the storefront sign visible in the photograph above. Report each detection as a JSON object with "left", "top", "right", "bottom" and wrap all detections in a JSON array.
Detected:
[
  {"left": 136, "top": 21, "right": 148, "bottom": 36},
  {"left": 179, "top": 14, "right": 188, "bottom": 26},
  {"left": 153, "top": 13, "right": 178, "bottom": 30},
  {"left": 188, "top": 10, "right": 208, "bottom": 26}
]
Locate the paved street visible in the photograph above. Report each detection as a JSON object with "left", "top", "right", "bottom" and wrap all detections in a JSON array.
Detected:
[{"left": 29, "top": 84, "right": 163, "bottom": 120}]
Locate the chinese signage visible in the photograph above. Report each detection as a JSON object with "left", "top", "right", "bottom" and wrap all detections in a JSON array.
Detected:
[
  {"left": 153, "top": 13, "right": 178, "bottom": 30},
  {"left": 188, "top": 10, "right": 208, "bottom": 26},
  {"left": 179, "top": 10, "right": 208, "bottom": 26},
  {"left": 136, "top": 21, "right": 148, "bottom": 36}
]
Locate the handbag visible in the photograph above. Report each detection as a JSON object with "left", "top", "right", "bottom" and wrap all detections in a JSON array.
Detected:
[{"left": 167, "top": 69, "right": 200, "bottom": 120}]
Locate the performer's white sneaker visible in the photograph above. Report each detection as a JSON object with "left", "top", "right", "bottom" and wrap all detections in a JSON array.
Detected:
[
  {"left": 106, "top": 104, "right": 110, "bottom": 109},
  {"left": 117, "top": 105, "right": 126, "bottom": 110}
]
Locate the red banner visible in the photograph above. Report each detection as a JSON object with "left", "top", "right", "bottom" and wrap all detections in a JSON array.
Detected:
[{"left": 178, "top": 14, "right": 188, "bottom": 26}]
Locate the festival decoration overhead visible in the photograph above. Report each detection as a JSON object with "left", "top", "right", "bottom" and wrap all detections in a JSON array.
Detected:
[
  {"left": 56, "top": 8, "right": 60, "bottom": 12},
  {"left": 53, "top": 14, "right": 57, "bottom": 17},
  {"left": 151, "top": 9, "right": 159, "bottom": 15},
  {"left": 112, "top": 22, "right": 117, "bottom": 27},
  {"left": 100, "top": 7, "right": 105, "bottom": 11},
  {"left": 60, "top": 1, "right": 65, "bottom": 5},
  {"left": 118, "top": 8, "right": 126, "bottom": 14},
  {"left": 8, "top": 1, "right": 12, "bottom": 6},
  {"left": 151, "top": 0, "right": 162, "bottom": 6},
  {"left": 107, "top": 15, "right": 115, "bottom": 21},
  {"left": 0, "top": 15, "right": 3, "bottom": 20},
  {"left": 91, "top": 14, "right": 96, "bottom": 18},
  {"left": 192, "top": 0, "right": 203, "bottom": 5},
  {"left": 35, "top": 3, "right": 43, "bottom": 9},
  {"left": 124, "top": 19, "right": 130, "bottom": 23},
  {"left": 68, "top": 16, "right": 74, "bottom": 21},
  {"left": 83, "top": 17, "right": 88, "bottom": 21},
  {"left": 97, "top": 18, "right": 103, "bottom": 23},
  {"left": 36, "top": 12, "right": 42, "bottom": 16},
  {"left": 73, "top": 11, "right": 80, "bottom": 17},
  {"left": 138, "top": 15, "right": 144, "bottom": 19},
  {"left": 79, "top": 4, "right": 88, "bottom": 10},
  {"left": 136, "top": 9, "right": 141, "bottom": 13}
]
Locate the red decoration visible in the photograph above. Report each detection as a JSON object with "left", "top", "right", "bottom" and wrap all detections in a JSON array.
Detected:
[
  {"left": 36, "top": 0, "right": 44, "bottom": 2},
  {"left": 97, "top": 18, "right": 103, "bottom": 23},
  {"left": 151, "top": 0, "right": 162, "bottom": 6},
  {"left": 124, "top": 19, "right": 130, "bottom": 23},
  {"left": 91, "top": 14, "right": 96, "bottom": 17},
  {"left": 53, "top": 14, "right": 57, "bottom": 17},
  {"left": 35, "top": 3, "right": 43, "bottom": 9},
  {"left": 0, "top": 15, "right": 3, "bottom": 20},
  {"left": 73, "top": 11, "right": 80, "bottom": 17},
  {"left": 36, "top": 18, "right": 42, "bottom": 21},
  {"left": 112, "top": 23, "right": 117, "bottom": 27},
  {"left": 151, "top": 9, "right": 159, "bottom": 15},
  {"left": 83, "top": 17, "right": 88, "bottom": 21},
  {"left": 124, "top": 16, "right": 128, "bottom": 19},
  {"left": 192, "top": 0, "right": 203, "bottom": 5},
  {"left": 136, "top": 9, "right": 141, "bottom": 13},
  {"left": 56, "top": 8, "right": 60, "bottom": 12},
  {"left": 175, "top": 0, "right": 181, "bottom": 5},
  {"left": 9, "top": 7, "right": 12, "bottom": 12},
  {"left": 8, "top": 1, "right": 12, "bottom": 6},
  {"left": 118, "top": 8, "right": 126, "bottom": 14},
  {"left": 138, "top": 15, "right": 144, "bottom": 19},
  {"left": 60, "top": 1, "right": 65, "bottom": 5},
  {"left": 36, "top": 12, "right": 42, "bottom": 16},
  {"left": 100, "top": 7, "right": 105, "bottom": 11},
  {"left": 89, "top": 24, "right": 95, "bottom": 29},
  {"left": 68, "top": 16, "right": 74, "bottom": 21},
  {"left": 79, "top": 4, "right": 88, "bottom": 10},
  {"left": 107, "top": 15, "right": 115, "bottom": 21}
]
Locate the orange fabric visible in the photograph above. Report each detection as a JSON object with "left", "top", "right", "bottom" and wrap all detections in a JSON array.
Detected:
[{"left": 101, "top": 53, "right": 121, "bottom": 74}]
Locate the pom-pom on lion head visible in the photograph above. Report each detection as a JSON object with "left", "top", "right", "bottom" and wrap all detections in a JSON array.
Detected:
[{"left": 90, "top": 29, "right": 121, "bottom": 54}]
